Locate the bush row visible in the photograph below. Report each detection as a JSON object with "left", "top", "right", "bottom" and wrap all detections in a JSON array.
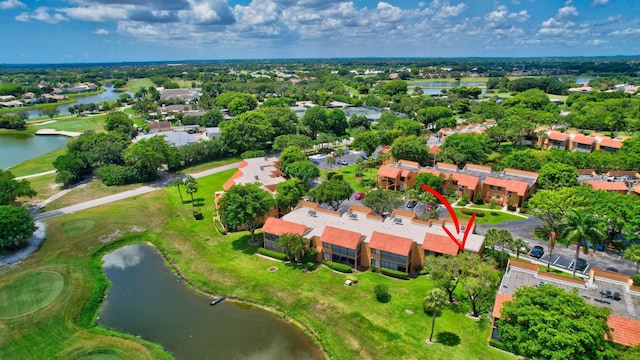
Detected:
[
  {"left": 96, "top": 164, "right": 148, "bottom": 186},
  {"left": 241, "top": 150, "right": 266, "bottom": 159},
  {"left": 323, "top": 260, "right": 352, "bottom": 273},
  {"left": 460, "top": 208, "right": 486, "bottom": 217},
  {"left": 257, "top": 247, "right": 289, "bottom": 261},
  {"left": 380, "top": 268, "right": 409, "bottom": 280}
]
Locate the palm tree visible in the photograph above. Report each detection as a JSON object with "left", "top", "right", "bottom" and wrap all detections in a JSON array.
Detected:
[
  {"left": 335, "top": 148, "right": 345, "bottom": 170},
  {"left": 423, "top": 288, "right": 448, "bottom": 343},
  {"left": 485, "top": 228, "right": 513, "bottom": 268},
  {"left": 511, "top": 238, "right": 530, "bottom": 260},
  {"left": 623, "top": 244, "right": 640, "bottom": 274},
  {"left": 326, "top": 156, "right": 336, "bottom": 177},
  {"left": 276, "top": 233, "right": 308, "bottom": 263},
  {"left": 184, "top": 176, "right": 198, "bottom": 204},
  {"left": 172, "top": 177, "right": 185, "bottom": 204},
  {"left": 559, "top": 209, "right": 605, "bottom": 278}
]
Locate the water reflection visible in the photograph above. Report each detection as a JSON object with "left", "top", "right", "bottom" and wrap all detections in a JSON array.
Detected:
[
  {"left": 98, "top": 243, "right": 323, "bottom": 360},
  {"left": 102, "top": 243, "right": 144, "bottom": 270}
]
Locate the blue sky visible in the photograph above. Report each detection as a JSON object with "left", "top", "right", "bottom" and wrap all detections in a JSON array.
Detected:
[{"left": 1, "top": 0, "right": 639, "bottom": 63}]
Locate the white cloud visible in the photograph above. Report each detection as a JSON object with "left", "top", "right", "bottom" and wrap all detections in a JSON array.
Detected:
[
  {"left": 63, "top": 5, "right": 131, "bottom": 22},
  {"left": 16, "top": 7, "right": 68, "bottom": 23},
  {"left": 609, "top": 28, "right": 640, "bottom": 36},
  {"left": 0, "top": 0, "right": 25, "bottom": 10},
  {"left": 484, "top": 5, "right": 528, "bottom": 29},
  {"left": 557, "top": 5, "right": 578, "bottom": 19},
  {"left": 93, "top": 28, "right": 109, "bottom": 35},
  {"left": 591, "top": 0, "right": 609, "bottom": 6},
  {"left": 586, "top": 38, "right": 607, "bottom": 45}
]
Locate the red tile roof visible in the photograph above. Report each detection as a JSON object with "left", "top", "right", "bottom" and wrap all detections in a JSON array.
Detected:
[
  {"left": 368, "top": 231, "right": 413, "bottom": 256},
  {"left": 430, "top": 145, "right": 440, "bottom": 154},
  {"left": 451, "top": 173, "right": 481, "bottom": 190},
  {"left": 435, "top": 162, "right": 458, "bottom": 171},
  {"left": 599, "top": 138, "right": 623, "bottom": 149},
  {"left": 464, "top": 163, "right": 492, "bottom": 173},
  {"left": 607, "top": 315, "right": 640, "bottom": 347},
  {"left": 484, "top": 177, "right": 529, "bottom": 196},
  {"left": 261, "top": 217, "right": 307, "bottom": 236},
  {"left": 401, "top": 169, "right": 411, "bottom": 178},
  {"left": 422, "top": 233, "right": 459, "bottom": 256},
  {"left": 398, "top": 159, "right": 420, "bottom": 168},
  {"left": 572, "top": 135, "right": 596, "bottom": 145},
  {"left": 585, "top": 181, "right": 628, "bottom": 192},
  {"left": 503, "top": 168, "right": 539, "bottom": 180},
  {"left": 548, "top": 132, "right": 569, "bottom": 141},
  {"left": 377, "top": 165, "right": 402, "bottom": 178},
  {"left": 492, "top": 293, "right": 513, "bottom": 319},
  {"left": 222, "top": 170, "right": 244, "bottom": 190},
  {"left": 320, "top": 226, "right": 362, "bottom": 249}
]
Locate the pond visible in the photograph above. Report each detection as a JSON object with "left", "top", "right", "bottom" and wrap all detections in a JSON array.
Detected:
[
  {"left": 0, "top": 133, "right": 68, "bottom": 170},
  {"left": 98, "top": 243, "right": 324, "bottom": 360}
]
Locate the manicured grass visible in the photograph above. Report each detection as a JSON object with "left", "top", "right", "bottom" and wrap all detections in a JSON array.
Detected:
[
  {"left": 336, "top": 165, "right": 377, "bottom": 193},
  {"left": 44, "top": 178, "right": 147, "bottom": 211},
  {"left": 9, "top": 148, "right": 66, "bottom": 177},
  {"left": 1, "top": 167, "right": 514, "bottom": 360},
  {"left": 121, "top": 78, "right": 154, "bottom": 92},
  {"left": 178, "top": 156, "right": 242, "bottom": 174},
  {"left": 15, "top": 173, "right": 62, "bottom": 207},
  {"left": 28, "top": 114, "right": 105, "bottom": 133},
  {"left": 454, "top": 208, "right": 526, "bottom": 225},
  {"left": 0, "top": 271, "right": 64, "bottom": 319}
]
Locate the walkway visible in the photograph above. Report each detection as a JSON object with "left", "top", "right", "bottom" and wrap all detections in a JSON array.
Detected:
[{"left": 34, "top": 162, "right": 240, "bottom": 221}]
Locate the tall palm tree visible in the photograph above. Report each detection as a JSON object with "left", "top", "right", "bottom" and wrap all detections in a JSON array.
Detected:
[
  {"left": 423, "top": 288, "right": 448, "bottom": 343},
  {"left": 326, "top": 156, "right": 336, "bottom": 176},
  {"left": 623, "top": 244, "right": 640, "bottom": 274},
  {"left": 172, "top": 177, "right": 184, "bottom": 204},
  {"left": 559, "top": 209, "right": 605, "bottom": 278},
  {"left": 511, "top": 238, "right": 530, "bottom": 260}
]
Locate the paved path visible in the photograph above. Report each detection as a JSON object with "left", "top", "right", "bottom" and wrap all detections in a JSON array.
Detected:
[
  {"left": 35, "top": 128, "right": 82, "bottom": 137},
  {"left": 0, "top": 222, "right": 47, "bottom": 267},
  {"left": 34, "top": 162, "right": 240, "bottom": 221}
]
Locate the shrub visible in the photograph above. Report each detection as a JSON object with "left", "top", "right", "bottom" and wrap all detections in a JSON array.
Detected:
[
  {"left": 419, "top": 268, "right": 429, "bottom": 276},
  {"left": 355, "top": 172, "right": 363, "bottom": 177},
  {"left": 305, "top": 262, "right": 316, "bottom": 271},
  {"left": 473, "top": 192, "right": 484, "bottom": 204},
  {"left": 241, "top": 150, "right": 266, "bottom": 159},
  {"left": 380, "top": 268, "right": 409, "bottom": 280},
  {"left": 519, "top": 206, "right": 529, "bottom": 214},
  {"left": 359, "top": 178, "right": 377, "bottom": 187},
  {"left": 257, "top": 247, "right": 289, "bottom": 261},
  {"left": 327, "top": 171, "right": 337, "bottom": 180},
  {"left": 461, "top": 194, "right": 470, "bottom": 202},
  {"left": 458, "top": 199, "right": 468, "bottom": 207},
  {"left": 374, "top": 284, "right": 391, "bottom": 303},
  {"left": 489, "top": 340, "right": 509, "bottom": 352},
  {"left": 632, "top": 275, "right": 640, "bottom": 287},
  {"left": 507, "top": 203, "right": 517, "bottom": 212},
  {"left": 192, "top": 211, "right": 204, "bottom": 220},
  {"left": 324, "top": 260, "right": 352, "bottom": 273},
  {"left": 331, "top": 174, "right": 343, "bottom": 180},
  {"left": 96, "top": 164, "right": 145, "bottom": 186},
  {"left": 461, "top": 208, "right": 486, "bottom": 217}
]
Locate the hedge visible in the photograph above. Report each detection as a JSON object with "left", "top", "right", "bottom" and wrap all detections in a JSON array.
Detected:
[
  {"left": 323, "top": 260, "right": 353, "bottom": 273},
  {"left": 461, "top": 208, "right": 486, "bottom": 217},
  {"left": 633, "top": 275, "right": 640, "bottom": 287},
  {"left": 257, "top": 247, "right": 289, "bottom": 261},
  {"left": 241, "top": 150, "right": 266, "bottom": 159},
  {"left": 489, "top": 340, "right": 510, "bottom": 352},
  {"left": 380, "top": 268, "right": 409, "bottom": 280}
]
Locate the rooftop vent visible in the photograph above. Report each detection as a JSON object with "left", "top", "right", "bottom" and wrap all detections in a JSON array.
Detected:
[
  {"left": 393, "top": 217, "right": 403, "bottom": 224},
  {"left": 349, "top": 213, "right": 358, "bottom": 220},
  {"left": 254, "top": 175, "right": 259, "bottom": 180},
  {"left": 308, "top": 209, "right": 317, "bottom": 217}
]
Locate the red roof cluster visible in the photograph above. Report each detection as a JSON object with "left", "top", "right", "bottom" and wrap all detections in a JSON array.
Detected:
[
  {"left": 422, "top": 233, "right": 459, "bottom": 256},
  {"left": 548, "top": 132, "right": 570, "bottom": 141},
  {"left": 262, "top": 217, "right": 307, "bottom": 236},
  {"left": 319, "top": 226, "right": 362, "bottom": 249},
  {"left": 483, "top": 176, "right": 529, "bottom": 196},
  {"left": 585, "top": 181, "right": 628, "bottom": 192}
]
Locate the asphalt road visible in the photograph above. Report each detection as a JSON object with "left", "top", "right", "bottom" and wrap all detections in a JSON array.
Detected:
[{"left": 476, "top": 217, "right": 638, "bottom": 276}]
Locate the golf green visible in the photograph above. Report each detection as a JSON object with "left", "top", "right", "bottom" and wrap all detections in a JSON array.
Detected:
[{"left": 0, "top": 271, "right": 65, "bottom": 319}]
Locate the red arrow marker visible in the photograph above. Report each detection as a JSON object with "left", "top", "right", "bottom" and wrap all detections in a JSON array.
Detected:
[{"left": 419, "top": 185, "right": 476, "bottom": 252}]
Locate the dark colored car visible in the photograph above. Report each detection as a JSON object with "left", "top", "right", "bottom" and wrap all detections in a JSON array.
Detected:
[
  {"left": 354, "top": 192, "right": 365, "bottom": 200},
  {"left": 405, "top": 200, "right": 417, "bottom": 208},
  {"left": 530, "top": 245, "right": 544, "bottom": 259},
  {"left": 572, "top": 258, "right": 588, "bottom": 272}
]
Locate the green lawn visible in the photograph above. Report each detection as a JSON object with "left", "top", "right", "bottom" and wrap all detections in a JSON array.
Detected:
[
  {"left": 9, "top": 148, "right": 66, "bottom": 177},
  {"left": 121, "top": 78, "right": 154, "bottom": 92},
  {"left": 29, "top": 114, "right": 106, "bottom": 133},
  {"left": 454, "top": 208, "right": 526, "bottom": 225},
  {"left": 0, "top": 166, "right": 515, "bottom": 360},
  {"left": 334, "top": 165, "right": 377, "bottom": 193}
]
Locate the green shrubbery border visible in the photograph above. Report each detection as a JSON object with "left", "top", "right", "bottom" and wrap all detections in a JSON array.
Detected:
[
  {"left": 257, "top": 247, "right": 289, "bottom": 261},
  {"left": 461, "top": 208, "right": 486, "bottom": 217},
  {"left": 380, "top": 268, "right": 409, "bottom": 280},
  {"left": 323, "top": 261, "right": 352, "bottom": 273}
]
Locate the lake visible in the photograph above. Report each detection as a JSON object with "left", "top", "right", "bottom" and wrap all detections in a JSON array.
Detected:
[
  {"left": 26, "top": 85, "right": 131, "bottom": 119},
  {"left": 98, "top": 243, "right": 324, "bottom": 360},
  {"left": 0, "top": 133, "right": 68, "bottom": 170}
]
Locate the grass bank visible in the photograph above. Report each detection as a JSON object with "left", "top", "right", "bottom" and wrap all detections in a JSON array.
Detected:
[{"left": 1, "top": 165, "right": 514, "bottom": 360}]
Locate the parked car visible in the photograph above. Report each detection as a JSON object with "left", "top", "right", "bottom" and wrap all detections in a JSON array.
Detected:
[
  {"left": 425, "top": 204, "right": 436, "bottom": 211},
  {"left": 337, "top": 159, "right": 348, "bottom": 165},
  {"left": 572, "top": 258, "right": 588, "bottom": 272},
  {"left": 354, "top": 192, "right": 366, "bottom": 200},
  {"left": 405, "top": 200, "right": 418, "bottom": 208},
  {"left": 530, "top": 245, "right": 544, "bottom": 259}
]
